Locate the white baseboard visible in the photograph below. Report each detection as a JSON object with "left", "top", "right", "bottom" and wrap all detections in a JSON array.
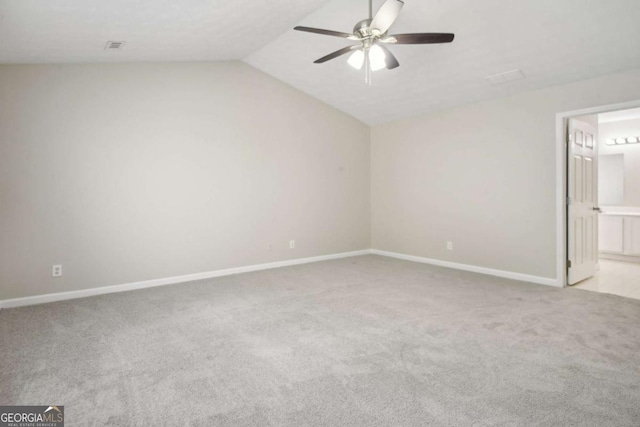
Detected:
[
  {"left": 0, "top": 248, "right": 560, "bottom": 309},
  {"left": 598, "top": 252, "right": 640, "bottom": 264},
  {"left": 0, "top": 249, "right": 371, "bottom": 309},
  {"left": 370, "top": 249, "right": 560, "bottom": 287}
]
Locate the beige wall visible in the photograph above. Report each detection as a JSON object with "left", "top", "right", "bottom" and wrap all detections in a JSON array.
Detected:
[
  {"left": 0, "top": 62, "right": 370, "bottom": 300},
  {"left": 599, "top": 117, "right": 640, "bottom": 207},
  {"left": 371, "top": 69, "right": 640, "bottom": 279},
  {"left": 4, "top": 62, "right": 640, "bottom": 302}
]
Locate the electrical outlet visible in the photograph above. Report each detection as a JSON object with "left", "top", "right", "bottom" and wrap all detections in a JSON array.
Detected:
[
  {"left": 289, "top": 240, "right": 295, "bottom": 249},
  {"left": 52, "top": 265, "right": 63, "bottom": 277},
  {"left": 446, "top": 241, "right": 453, "bottom": 251}
]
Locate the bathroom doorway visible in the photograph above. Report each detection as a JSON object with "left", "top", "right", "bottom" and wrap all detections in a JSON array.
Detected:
[{"left": 570, "top": 107, "right": 640, "bottom": 299}]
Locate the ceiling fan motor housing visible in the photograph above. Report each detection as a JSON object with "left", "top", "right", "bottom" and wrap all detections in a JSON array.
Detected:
[{"left": 354, "top": 19, "right": 376, "bottom": 39}]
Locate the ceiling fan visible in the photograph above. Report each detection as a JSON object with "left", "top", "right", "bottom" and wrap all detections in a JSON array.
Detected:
[{"left": 294, "top": 0, "right": 454, "bottom": 83}]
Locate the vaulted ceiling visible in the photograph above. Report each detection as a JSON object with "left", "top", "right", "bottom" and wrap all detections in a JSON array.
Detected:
[{"left": 2, "top": 0, "right": 640, "bottom": 125}]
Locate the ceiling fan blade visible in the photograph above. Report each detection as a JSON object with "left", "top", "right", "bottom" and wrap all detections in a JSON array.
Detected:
[
  {"left": 314, "top": 45, "right": 358, "bottom": 64},
  {"left": 370, "top": 0, "right": 404, "bottom": 34},
  {"left": 381, "top": 33, "right": 455, "bottom": 44},
  {"left": 376, "top": 44, "right": 400, "bottom": 69},
  {"left": 294, "top": 26, "right": 354, "bottom": 39}
]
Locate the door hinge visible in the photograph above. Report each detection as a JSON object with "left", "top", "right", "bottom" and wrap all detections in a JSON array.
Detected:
[
  {"left": 567, "top": 260, "right": 572, "bottom": 268},
  {"left": 566, "top": 197, "right": 571, "bottom": 205}
]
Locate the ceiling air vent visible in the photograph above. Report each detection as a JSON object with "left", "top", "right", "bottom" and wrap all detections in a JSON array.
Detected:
[
  {"left": 104, "top": 41, "right": 126, "bottom": 50},
  {"left": 485, "top": 69, "right": 525, "bottom": 85}
]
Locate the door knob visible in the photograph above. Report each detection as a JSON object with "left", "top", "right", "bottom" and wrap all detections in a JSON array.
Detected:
[{"left": 593, "top": 207, "right": 602, "bottom": 212}]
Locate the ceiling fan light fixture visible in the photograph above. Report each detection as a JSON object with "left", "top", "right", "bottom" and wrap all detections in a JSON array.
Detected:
[
  {"left": 369, "top": 44, "right": 386, "bottom": 71},
  {"left": 348, "top": 49, "right": 365, "bottom": 69}
]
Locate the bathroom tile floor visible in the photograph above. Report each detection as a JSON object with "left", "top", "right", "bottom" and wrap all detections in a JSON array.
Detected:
[{"left": 573, "top": 259, "right": 640, "bottom": 300}]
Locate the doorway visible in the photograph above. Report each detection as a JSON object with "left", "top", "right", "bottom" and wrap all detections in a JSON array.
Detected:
[{"left": 562, "top": 106, "right": 640, "bottom": 299}]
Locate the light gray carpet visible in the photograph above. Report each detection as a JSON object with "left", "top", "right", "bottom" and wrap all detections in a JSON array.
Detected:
[{"left": 1, "top": 255, "right": 640, "bottom": 426}]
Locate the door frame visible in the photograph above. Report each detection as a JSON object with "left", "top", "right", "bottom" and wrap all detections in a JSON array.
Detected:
[{"left": 555, "top": 99, "right": 640, "bottom": 287}]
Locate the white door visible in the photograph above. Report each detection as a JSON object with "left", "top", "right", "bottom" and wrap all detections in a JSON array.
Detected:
[{"left": 568, "top": 118, "right": 599, "bottom": 285}]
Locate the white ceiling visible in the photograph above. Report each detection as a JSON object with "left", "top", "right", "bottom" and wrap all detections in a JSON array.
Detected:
[
  {"left": 599, "top": 107, "right": 640, "bottom": 124},
  {"left": 1, "top": 0, "right": 640, "bottom": 125},
  {"left": 247, "top": 0, "right": 640, "bottom": 124},
  {"left": 0, "top": 0, "right": 328, "bottom": 62}
]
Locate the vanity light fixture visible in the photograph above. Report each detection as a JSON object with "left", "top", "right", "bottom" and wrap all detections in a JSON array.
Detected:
[{"left": 607, "top": 136, "right": 640, "bottom": 146}]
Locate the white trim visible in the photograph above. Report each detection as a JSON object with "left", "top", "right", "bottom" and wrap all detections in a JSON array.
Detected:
[
  {"left": 555, "top": 99, "right": 640, "bottom": 288},
  {"left": 0, "top": 250, "right": 371, "bottom": 309},
  {"left": 371, "top": 249, "right": 558, "bottom": 287},
  {"left": 1, "top": 248, "right": 563, "bottom": 309}
]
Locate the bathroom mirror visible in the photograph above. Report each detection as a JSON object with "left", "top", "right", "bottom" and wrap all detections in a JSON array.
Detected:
[{"left": 598, "top": 153, "right": 624, "bottom": 205}]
